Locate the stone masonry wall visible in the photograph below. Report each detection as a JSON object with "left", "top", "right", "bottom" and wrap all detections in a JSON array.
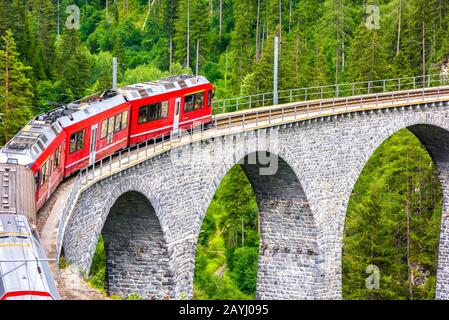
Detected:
[{"left": 242, "top": 155, "right": 319, "bottom": 299}]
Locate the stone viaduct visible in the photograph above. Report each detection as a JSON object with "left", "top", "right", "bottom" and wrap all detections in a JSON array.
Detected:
[{"left": 61, "top": 99, "right": 449, "bottom": 300}]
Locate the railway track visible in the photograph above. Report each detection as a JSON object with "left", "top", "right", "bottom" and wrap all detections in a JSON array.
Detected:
[{"left": 213, "top": 87, "right": 449, "bottom": 128}]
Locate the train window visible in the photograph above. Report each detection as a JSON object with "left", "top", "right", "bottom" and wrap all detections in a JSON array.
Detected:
[
  {"left": 101, "top": 119, "right": 108, "bottom": 139},
  {"left": 208, "top": 90, "right": 213, "bottom": 107},
  {"left": 107, "top": 132, "right": 113, "bottom": 144},
  {"left": 34, "top": 172, "right": 39, "bottom": 189},
  {"left": 54, "top": 146, "right": 61, "bottom": 168},
  {"left": 106, "top": 118, "right": 114, "bottom": 144},
  {"left": 138, "top": 107, "right": 146, "bottom": 123},
  {"left": 161, "top": 101, "right": 169, "bottom": 118},
  {"left": 121, "top": 111, "right": 128, "bottom": 129},
  {"left": 138, "top": 101, "right": 169, "bottom": 124},
  {"left": 69, "top": 130, "right": 85, "bottom": 153},
  {"left": 175, "top": 101, "right": 180, "bottom": 116},
  {"left": 41, "top": 161, "right": 48, "bottom": 186},
  {"left": 107, "top": 117, "right": 115, "bottom": 134},
  {"left": 184, "top": 92, "right": 204, "bottom": 112},
  {"left": 101, "top": 111, "right": 128, "bottom": 144},
  {"left": 114, "top": 114, "right": 122, "bottom": 133}
]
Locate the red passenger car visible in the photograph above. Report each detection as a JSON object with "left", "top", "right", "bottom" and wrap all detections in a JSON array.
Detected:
[
  {"left": 58, "top": 93, "right": 131, "bottom": 176},
  {"left": 124, "top": 75, "right": 214, "bottom": 145}
]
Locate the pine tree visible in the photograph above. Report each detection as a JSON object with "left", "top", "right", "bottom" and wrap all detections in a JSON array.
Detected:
[
  {"left": 174, "top": 0, "right": 209, "bottom": 70},
  {"left": 55, "top": 30, "right": 91, "bottom": 101},
  {"left": 348, "top": 23, "right": 390, "bottom": 84},
  {"left": 392, "top": 51, "right": 414, "bottom": 79},
  {"left": 405, "top": 0, "right": 438, "bottom": 78},
  {"left": 0, "top": 30, "right": 33, "bottom": 144},
  {"left": 0, "top": 0, "right": 9, "bottom": 33},
  {"left": 4, "top": 0, "right": 32, "bottom": 64},
  {"left": 343, "top": 130, "right": 442, "bottom": 300},
  {"left": 28, "top": 0, "right": 56, "bottom": 80},
  {"left": 319, "top": 0, "right": 354, "bottom": 85},
  {"left": 227, "top": 0, "right": 257, "bottom": 94}
]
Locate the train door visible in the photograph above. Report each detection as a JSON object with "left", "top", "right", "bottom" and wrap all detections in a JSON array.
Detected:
[
  {"left": 89, "top": 124, "right": 98, "bottom": 165},
  {"left": 173, "top": 98, "right": 181, "bottom": 134}
]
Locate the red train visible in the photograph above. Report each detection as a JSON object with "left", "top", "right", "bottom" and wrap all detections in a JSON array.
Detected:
[{"left": 0, "top": 75, "right": 214, "bottom": 213}]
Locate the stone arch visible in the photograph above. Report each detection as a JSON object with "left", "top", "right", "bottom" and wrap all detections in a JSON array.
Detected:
[
  {"left": 62, "top": 175, "right": 175, "bottom": 299},
  {"left": 341, "top": 112, "right": 449, "bottom": 300},
  {"left": 102, "top": 190, "right": 174, "bottom": 299},
  {"left": 193, "top": 133, "right": 320, "bottom": 299}
]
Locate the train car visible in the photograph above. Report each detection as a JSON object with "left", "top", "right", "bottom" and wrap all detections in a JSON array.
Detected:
[
  {"left": 0, "top": 214, "right": 60, "bottom": 300},
  {"left": 125, "top": 74, "right": 214, "bottom": 145},
  {"left": 55, "top": 92, "right": 131, "bottom": 176},
  {"left": 0, "top": 122, "right": 66, "bottom": 212}
]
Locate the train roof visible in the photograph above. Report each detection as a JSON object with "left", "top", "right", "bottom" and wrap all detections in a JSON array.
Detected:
[
  {"left": 0, "top": 120, "right": 63, "bottom": 167},
  {"left": 119, "top": 74, "right": 210, "bottom": 101},
  {"left": 50, "top": 74, "right": 210, "bottom": 127},
  {"left": 0, "top": 74, "right": 210, "bottom": 166},
  {"left": 0, "top": 214, "right": 60, "bottom": 300}
]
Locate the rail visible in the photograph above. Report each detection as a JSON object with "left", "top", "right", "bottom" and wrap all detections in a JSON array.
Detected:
[{"left": 54, "top": 75, "right": 449, "bottom": 269}]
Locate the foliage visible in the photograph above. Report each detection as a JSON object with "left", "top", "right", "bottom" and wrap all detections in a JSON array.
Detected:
[
  {"left": 59, "top": 256, "right": 69, "bottom": 270},
  {"left": 343, "top": 129, "right": 442, "bottom": 300},
  {"left": 194, "top": 165, "right": 259, "bottom": 300},
  {"left": 0, "top": 29, "right": 34, "bottom": 144},
  {"left": 88, "top": 234, "right": 106, "bottom": 291}
]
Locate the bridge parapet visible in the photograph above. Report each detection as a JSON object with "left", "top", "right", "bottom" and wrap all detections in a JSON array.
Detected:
[{"left": 213, "top": 74, "right": 447, "bottom": 113}]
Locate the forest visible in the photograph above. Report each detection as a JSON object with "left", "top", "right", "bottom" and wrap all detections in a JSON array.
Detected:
[{"left": 0, "top": 0, "right": 448, "bottom": 299}]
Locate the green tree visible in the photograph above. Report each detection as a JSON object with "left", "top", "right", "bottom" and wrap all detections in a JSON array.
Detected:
[
  {"left": 348, "top": 23, "right": 390, "bottom": 84},
  {"left": 174, "top": 0, "right": 210, "bottom": 70},
  {"left": 404, "top": 0, "right": 438, "bottom": 78},
  {"left": 54, "top": 30, "right": 91, "bottom": 101},
  {"left": 343, "top": 129, "right": 442, "bottom": 300},
  {"left": 28, "top": 0, "right": 56, "bottom": 81},
  {"left": 231, "top": 247, "right": 258, "bottom": 295},
  {"left": 0, "top": 30, "right": 33, "bottom": 144}
]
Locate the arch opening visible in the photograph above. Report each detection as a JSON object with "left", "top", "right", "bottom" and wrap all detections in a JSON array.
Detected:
[
  {"left": 89, "top": 191, "right": 174, "bottom": 299},
  {"left": 343, "top": 126, "right": 446, "bottom": 300},
  {"left": 194, "top": 151, "right": 319, "bottom": 300}
]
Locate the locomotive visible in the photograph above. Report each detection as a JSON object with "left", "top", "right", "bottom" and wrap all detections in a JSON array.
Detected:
[{"left": 0, "top": 74, "right": 214, "bottom": 299}]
